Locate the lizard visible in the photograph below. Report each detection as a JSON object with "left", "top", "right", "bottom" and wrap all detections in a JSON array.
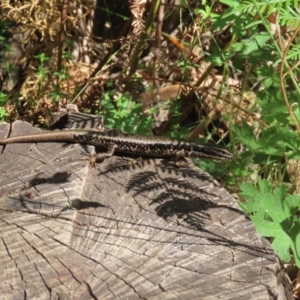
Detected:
[{"left": 0, "top": 128, "right": 234, "bottom": 161}]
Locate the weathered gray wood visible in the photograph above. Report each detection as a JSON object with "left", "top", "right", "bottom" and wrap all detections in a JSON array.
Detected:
[{"left": 0, "top": 121, "right": 293, "bottom": 299}]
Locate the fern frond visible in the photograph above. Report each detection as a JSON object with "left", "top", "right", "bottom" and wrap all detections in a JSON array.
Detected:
[
  {"left": 278, "top": 7, "right": 300, "bottom": 27},
  {"left": 285, "top": 44, "right": 300, "bottom": 61},
  {"left": 221, "top": 0, "right": 300, "bottom": 18}
]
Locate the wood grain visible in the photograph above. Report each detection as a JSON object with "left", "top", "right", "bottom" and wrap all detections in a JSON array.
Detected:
[{"left": 0, "top": 121, "right": 293, "bottom": 299}]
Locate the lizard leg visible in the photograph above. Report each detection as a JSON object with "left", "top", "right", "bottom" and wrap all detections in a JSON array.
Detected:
[
  {"left": 94, "top": 144, "right": 118, "bottom": 162},
  {"left": 170, "top": 156, "right": 191, "bottom": 167}
]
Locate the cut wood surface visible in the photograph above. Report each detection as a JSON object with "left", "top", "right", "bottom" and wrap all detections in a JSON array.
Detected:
[{"left": 0, "top": 119, "right": 293, "bottom": 300}]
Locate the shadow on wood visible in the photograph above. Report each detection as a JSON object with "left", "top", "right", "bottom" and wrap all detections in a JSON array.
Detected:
[{"left": 0, "top": 119, "right": 293, "bottom": 299}]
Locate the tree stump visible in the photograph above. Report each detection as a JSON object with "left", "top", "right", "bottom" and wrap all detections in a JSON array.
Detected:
[{"left": 0, "top": 118, "right": 293, "bottom": 299}]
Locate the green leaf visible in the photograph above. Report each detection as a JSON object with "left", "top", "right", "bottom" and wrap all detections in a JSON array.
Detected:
[
  {"left": 253, "top": 32, "right": 271, "bottom": 47},
  {"left": 258, "top": 179, "right": 272, "bottom": 195},
  {"left": 260, "top": 193, "right": 284, "bottom": 223},
  {"left": 233, "top": 123, "right": 259, "bottom": 150},
  {"left": 250, "top": 217, "right": 282, "bottom": 237},
  {"left": 249, "top": 216, "right": 297, "bottom": 263},
  {"left": 285, "top": 194, "right": 300, "bottom": 211},
  {"left": 240, "top": 181, "right": 300, "bottom": 266},
  {"left": 207, "top": 46, "right": 228, "bottom": 66},
  {"left": 100, "top": 89, "right": 152, "bottom": 134},
  {"left": 271, "top": 234, "right": 292, "bottom": 262},
  {"left": 258, "top": 127, "right": 287, "bottom": 155},
  {"left": 240, "top": 182, "right": 266, "bottom": 201}
]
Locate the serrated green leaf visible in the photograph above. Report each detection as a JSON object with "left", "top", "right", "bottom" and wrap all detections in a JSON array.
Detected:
[
  {"left": 248, "top": 205, "right": 300, "bottom": 266},
  {"left": 240, "top": 183, "right": 264, "bottom": 201},
  {"left": 285, "top": 194, "right": 300, "bottom": 211},
  {"left": 271, "top": 235, "right": 291, "bottom": 262},
  {"left": 261, "top": 193, "right": 285, "bottom": 223},
  {"left": 239, "top": 201, "right": 264, "bottom": 214},
  {"left": 233, "top": 123, "right": 259, "bottom": 150},
  {"left": 231, "top": 15, "right": 250, "bottom": 37},
  {"left": 253, "top": 32, "right": 271, "bottom": 47},
  {"left": 250, "top": 217, "right": 282, "bottom": 236},
  {"left": 253, "top": 210, "right": 269, "bottom": 220},
  {"left": 258, "top": 179, "right": 272, "bottom": 195},
  {"left": 273, "top": 186, "right": 288, "bottom": 201}
]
